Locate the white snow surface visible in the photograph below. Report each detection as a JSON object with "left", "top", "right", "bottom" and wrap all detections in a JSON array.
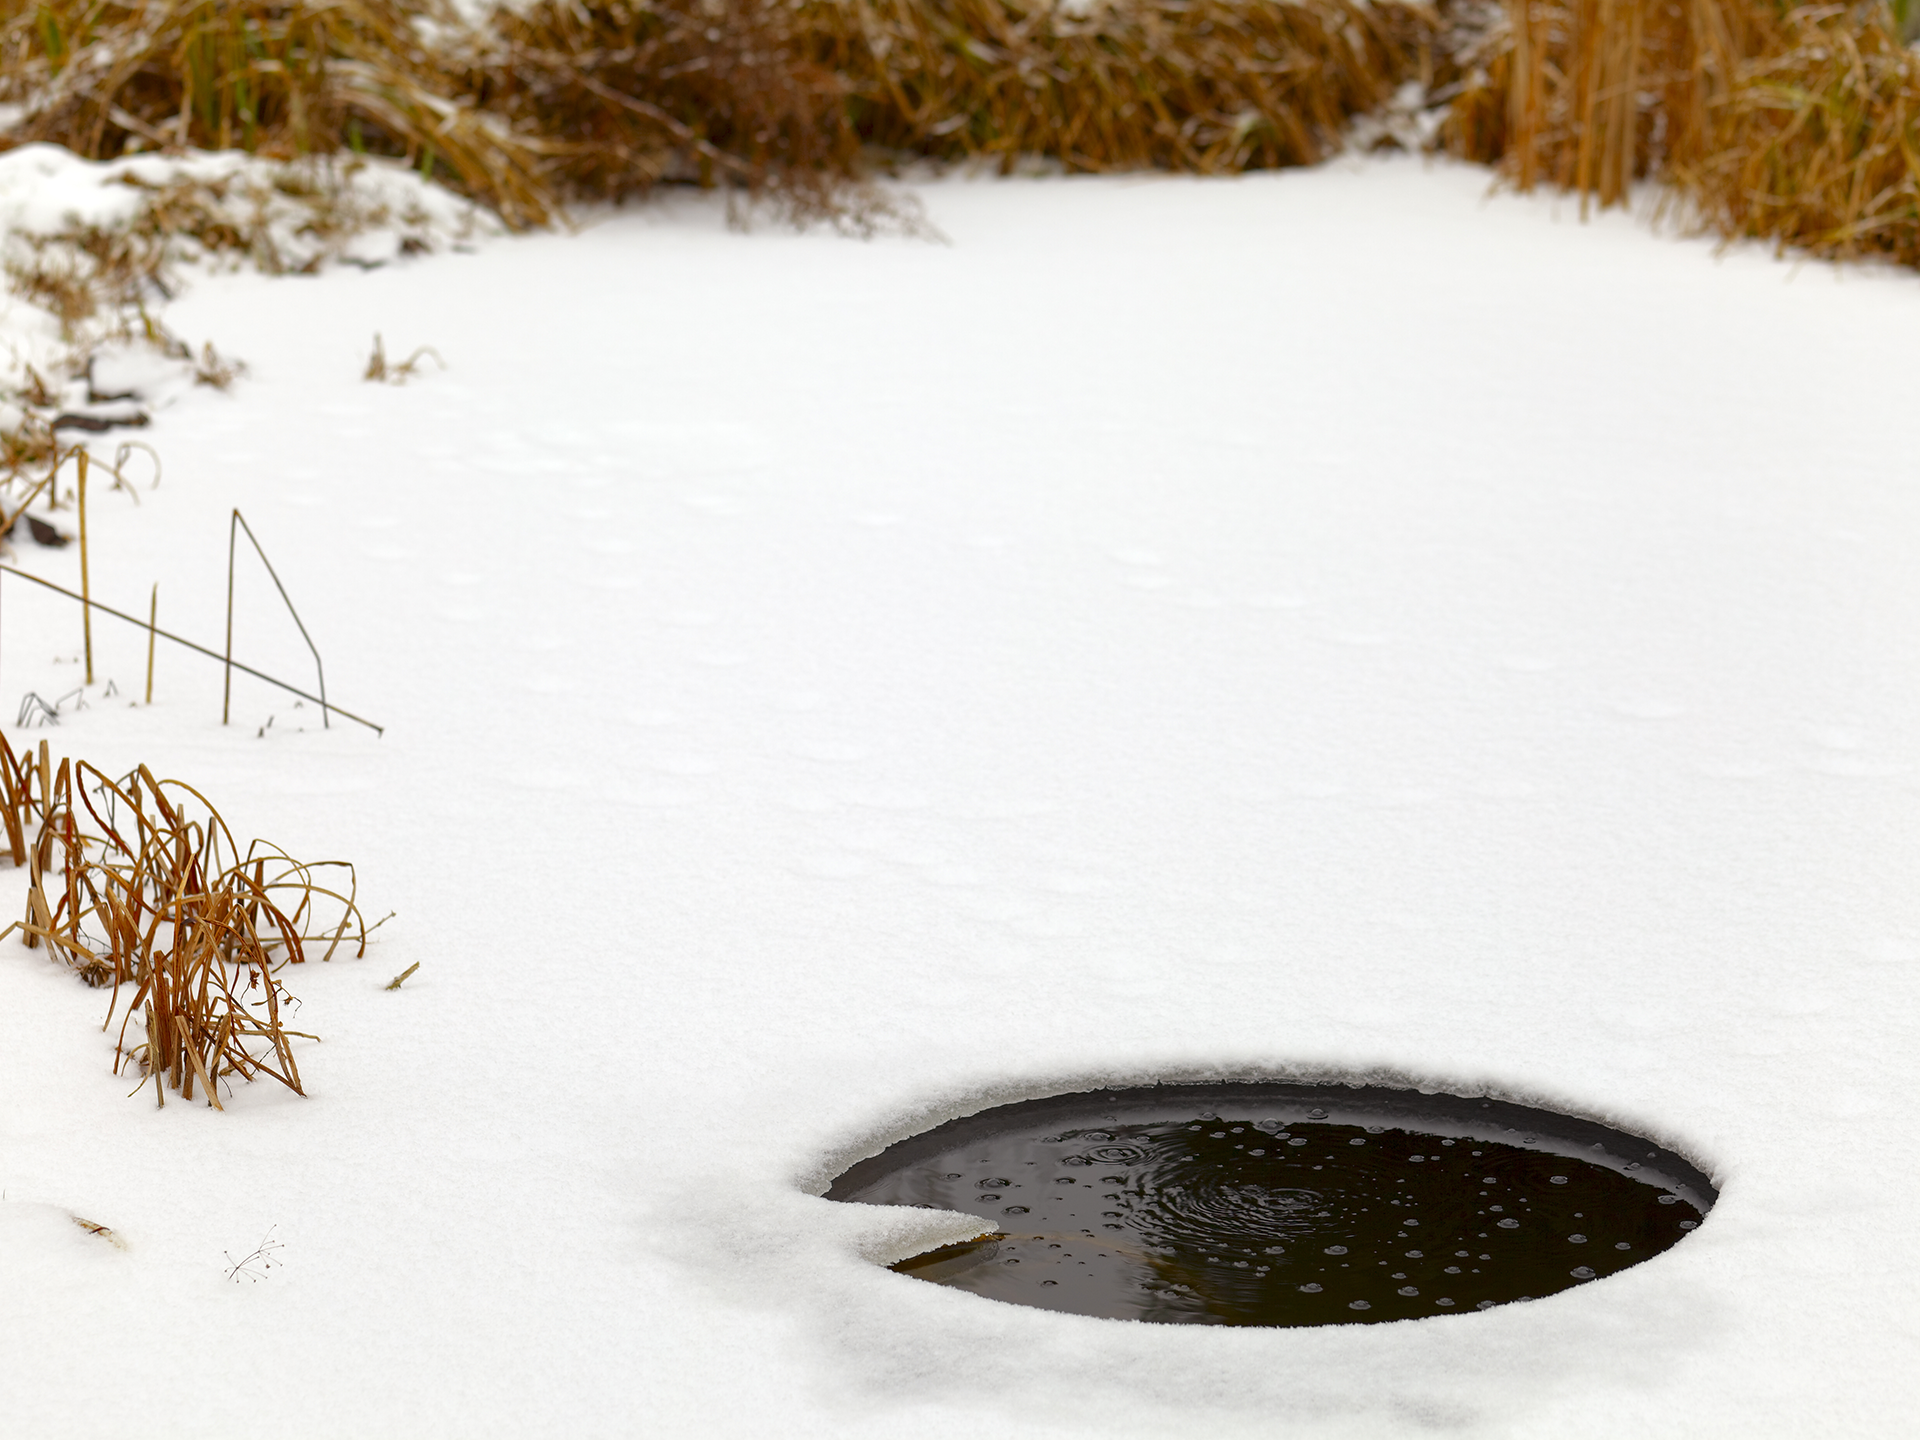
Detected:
[{"left": 1, "top": 155, "right": 1917, "bottom": 1438}]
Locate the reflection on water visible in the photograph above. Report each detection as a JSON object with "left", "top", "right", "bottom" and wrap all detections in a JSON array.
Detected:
[{"left": 835, "top": 1093, "right": 1711, "bottom": 1326}]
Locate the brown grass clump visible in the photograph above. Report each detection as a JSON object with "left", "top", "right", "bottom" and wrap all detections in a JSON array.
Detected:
[
  {"left": 0, "top": 730, "right": 372, "bottom": 1107},
  {"left": 362, "top": 332, "right": 444, "bottom": 382},
  {"left": 1448, "top": 0, "right": 1920, "bottom": 265},
  {"left": 420, "top": 0, "right": 1448, "bottom": 199},
  {"left": 1679, "top": 5, "right": 1920, "bottom": 265},
  {"left": 0, "top": 0, "right": 879, "bottom": 223},
  {"left": 813, "top": 0, "right": 1438, "bottom": 175},
  {"left": 468, "top": 0, "right": 870, "bottom": 221}
]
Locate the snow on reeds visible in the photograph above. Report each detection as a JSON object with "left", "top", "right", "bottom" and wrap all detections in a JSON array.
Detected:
[
  {"left": 0, "top": 0, "right": 553, "bottom": 226},
  {"left": 0, "top": 730, "right": 373, "bottom": 1107}
]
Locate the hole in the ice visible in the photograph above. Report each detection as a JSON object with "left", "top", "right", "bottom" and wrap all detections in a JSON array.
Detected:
[{"left": 823, "top": 1081, "right": 1715, "bottom": 1327}]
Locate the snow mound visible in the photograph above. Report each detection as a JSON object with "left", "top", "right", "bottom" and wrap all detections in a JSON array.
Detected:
[{"left": 0, "top": 143, "right": 494, "bottom": 450}]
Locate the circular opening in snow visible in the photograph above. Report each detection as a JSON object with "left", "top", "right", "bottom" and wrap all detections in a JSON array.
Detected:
[{"left": 825, "top": 1082, "right": 1714, "bottom": 1326}]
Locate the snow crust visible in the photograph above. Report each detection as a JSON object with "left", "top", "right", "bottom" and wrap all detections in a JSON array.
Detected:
[{"left": 0, "top": 155, "right": 1917, "bottom": 1438}]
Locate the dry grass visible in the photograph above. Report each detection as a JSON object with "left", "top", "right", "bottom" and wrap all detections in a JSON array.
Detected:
[
  {"left": 470, "top": 0, "right": 872, "bottom": 222},
  {"left": 476, "top": 0, "right": 1439, "bottom": 198},
  {"left": 3, "top": 0, "right": 1445, "bottom": 210},
  {"left": 0, "top": 730, "right": 372, "bottom": 1107},
  {"left": 1, "top": 0, "right": 553, "bottom": 226},
  {"left": 813, "top": 0, "right": 1438, "bottom": 174},
  {"left": 1680, "top": 5, "right": 1920, "bottom": 264},
  {"left": 1448, "top": 0, "right": 1920, "bottom": 265},
  {"left": 362, "top": 331, "right": 444, "bottom": 382},
  {"left": 5, "top": 1, "right": 1920, "bottom": 285}
]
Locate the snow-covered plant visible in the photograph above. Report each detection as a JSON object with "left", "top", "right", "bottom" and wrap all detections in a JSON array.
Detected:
[{"left": 0, "top": 143, "right": 488, "bottom": 481}]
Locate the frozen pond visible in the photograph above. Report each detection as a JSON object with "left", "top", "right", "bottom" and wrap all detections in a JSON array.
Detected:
[{"left": 0, "top": 155, "right": 1916, "bottom": 1438}]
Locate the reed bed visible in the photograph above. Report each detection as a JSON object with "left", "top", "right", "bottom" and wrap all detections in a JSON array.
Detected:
[
  {"left": 471, "top": 0, "right": 871, "bottom": 221},
  {"left": 0, "top": 730, "right": 370, "bottom": 1107},
  {"left": 0, "top": 0, "right": 553, "bottom": 226},
  {"left": 807, "top": 0, "right": 1438, "bottom": 175},
  {"left": 1448, "top": 0, "right": 1920, "bottom": 264},
  {"left": 3, "top": 1, "right": 1920, "bottom": 299},
  {"left": 3, "top": 0, "right": 1443, "bottom": 209},
  {"left": 1676, "top": 5, "right": 1920, "bottom": 265}
]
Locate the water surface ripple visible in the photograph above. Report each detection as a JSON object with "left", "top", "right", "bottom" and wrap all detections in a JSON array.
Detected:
[{"left": 826, "top": 1083, "right": 1714, "bottom": 1325}]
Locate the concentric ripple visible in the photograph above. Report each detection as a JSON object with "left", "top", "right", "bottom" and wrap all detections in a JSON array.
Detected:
[{"left": 824, "top": 1082, "right": 1715, "bottom": 1326}]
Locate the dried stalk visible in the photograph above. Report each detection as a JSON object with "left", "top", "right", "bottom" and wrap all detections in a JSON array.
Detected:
[
  {"left": 0, "top": 730, "right": 371, "bottom": 1107},
  {"left": 1445, "top": 0, "right": 1920, "bottom": 266}
]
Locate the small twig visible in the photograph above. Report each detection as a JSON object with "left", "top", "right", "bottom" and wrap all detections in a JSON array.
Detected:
[
  {"left": 384, "top": 962, "right": 419, "bottom": 991},
  {"left": 223, "top": 1227, "right": 284, "bottom": 1283}
]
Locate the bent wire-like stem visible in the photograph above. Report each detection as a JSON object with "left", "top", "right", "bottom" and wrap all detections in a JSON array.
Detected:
[
  {"left": 0, "top": 565, "right": 382, "bottom": 734},
  {"left": 226, "top": 508, "right": 329, "bottom": 729}
]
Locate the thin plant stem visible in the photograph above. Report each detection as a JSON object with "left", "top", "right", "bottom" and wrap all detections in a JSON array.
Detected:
[
  {"left": 77, "top": 449, "right": 92, "bottom": 687},
  {"left": 223, "top": 507, "right": 236, "bottom": 725},
  {"left": 229, "top": 511, "right": 329, "bottom": 729},
  {"left": 145, "top": 582, "right": 157, "bottom": 705}
]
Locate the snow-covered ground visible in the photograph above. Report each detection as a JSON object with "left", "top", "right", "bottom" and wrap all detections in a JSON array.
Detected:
[{"left": 1, "top": 155, "right": 1916, "bottom": 1438}]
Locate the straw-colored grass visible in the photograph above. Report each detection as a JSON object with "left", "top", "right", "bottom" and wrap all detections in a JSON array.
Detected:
[
  {"left": 3, "top": 0, "right": 1444, "bottom": 211},
  {"left": 1449, "top": 0, "right": 1920, "bottom": 265},
  {"left": 0, "top": 0, "right": 553, "bottom": 226},
  {"left": 807, "top": 0, "right": 1438, "bottom": 175},
  {"left": 0, "top": 730, "right": 371, "bottom": 1107},
  {"left": 1681, "top": 5, "right": 1920, "bottom": 265},
  {"left": 6, "top": 2, "right": 1920, "bottom": 281}
]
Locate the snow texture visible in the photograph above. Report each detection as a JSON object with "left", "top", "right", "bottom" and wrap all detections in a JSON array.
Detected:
[{"left": 0, "top": 154, "right": 1916, "bottom": 1438}]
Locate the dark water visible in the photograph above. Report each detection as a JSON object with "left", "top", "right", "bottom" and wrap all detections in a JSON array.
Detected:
[{"left": 826, "top": 1083, "right": 1713, "bottom": 1326}]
